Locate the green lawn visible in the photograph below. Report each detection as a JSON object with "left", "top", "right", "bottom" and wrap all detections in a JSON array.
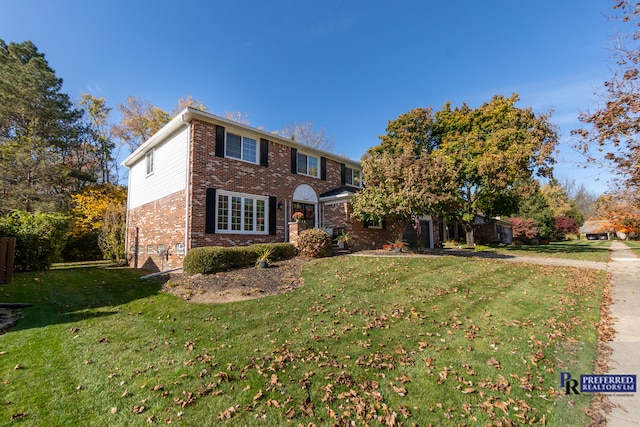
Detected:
[
  {"left": 0, "top": 256, "right": 607, "bottom": 425},
  {"left": 623, "top": 240, "right": 640, "bottom": 256},
  {"left": 488, "top": 239, "right": 611, "bottom": 262}
]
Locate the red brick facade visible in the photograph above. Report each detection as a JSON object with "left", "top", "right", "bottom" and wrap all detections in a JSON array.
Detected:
[
  {"left": 125, "top": 112, "right": 441, "bottom": 271},
  {"left": 127, "top": 190, "right": 187, "bottom": 270},
  {"left": 126, "top": 117, "right": 383, "bottom": 271}
]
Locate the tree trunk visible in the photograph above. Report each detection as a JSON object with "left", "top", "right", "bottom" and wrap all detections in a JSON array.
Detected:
[{"left": 465, "top": 230, "right": 475, "bottom": 248}]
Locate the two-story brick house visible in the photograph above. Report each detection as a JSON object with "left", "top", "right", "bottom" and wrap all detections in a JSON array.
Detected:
[{"left": 124, "top": 108, "right": 410, "bottom": 270}]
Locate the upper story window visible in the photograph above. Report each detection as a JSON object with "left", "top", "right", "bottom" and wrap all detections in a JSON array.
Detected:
[
  {"left": 226, "top": 132, "right": 258, "bottom": 164},
  {"left": 345, "top": 167, "right": 362, "bottom": 187},
  {"left": 297, "top": 152, "right": 319, "bottom": 178},
  {"left": 145, "top": 149, "right": 155, "bottom": 176}
]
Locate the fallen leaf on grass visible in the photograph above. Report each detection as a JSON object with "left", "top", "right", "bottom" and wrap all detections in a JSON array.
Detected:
[
  {"left": 486, "top": 357, "right": 501, "bottom": 368},
  {"left": 132, "top": 405, "right": 145, "bottom": 414},
  {"left": 217, "top": 406, "right": 237, "bottom": 420},
  {"left": 494, "top": 400, "right": 509, "bottom": 414},
  {"left": 390, "top": 382, "right": 407, "bottom": 396}
]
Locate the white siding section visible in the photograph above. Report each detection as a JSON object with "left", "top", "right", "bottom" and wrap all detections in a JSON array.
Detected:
[{"left": 128, "top": 128, "right": 188, "bottom": 209}]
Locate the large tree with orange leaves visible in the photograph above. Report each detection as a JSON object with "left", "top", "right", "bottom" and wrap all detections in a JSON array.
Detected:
[{"left": 594, "top": 189, "right": 640, "bottom": 237}]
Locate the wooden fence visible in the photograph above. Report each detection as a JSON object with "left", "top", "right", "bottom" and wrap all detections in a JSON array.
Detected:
[{"left": 0, "top": 237, "right": 16, "bottom": 284}]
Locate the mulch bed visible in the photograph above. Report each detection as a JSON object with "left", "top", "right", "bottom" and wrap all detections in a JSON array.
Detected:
[{"left": 162, "top": 256, "right": 310, "bottom": 303}]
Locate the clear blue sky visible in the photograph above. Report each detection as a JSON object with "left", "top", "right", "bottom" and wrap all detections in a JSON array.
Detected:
[{"left": 3, "top": 0, "right": 620, "bottom": 194}]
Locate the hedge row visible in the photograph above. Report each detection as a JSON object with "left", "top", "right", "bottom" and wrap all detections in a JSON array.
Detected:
[
  {"left": 183, "top": 243, "right": 297, "bottom": 275},
  {"left": 0, "top": 210, "right": 70, "bottom": 271}
]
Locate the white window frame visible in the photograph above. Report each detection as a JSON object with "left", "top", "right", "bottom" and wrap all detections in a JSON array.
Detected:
[
  {"left": 365, "top": 219, "right": 383, "bottom": 229},
  {"left": 145, "top": 149, "right": 155, "bottom": 176},
  {"left": 297, "top": 152, "right": 320, "bottom": 178},
  {"left": 175, "top": 243, "right": 185, "bottom": 255},
  {"left": 345, "top": 167, "right": 362, "bottom": 187},
  {"left": 216, "top": 190, "right": 268, "bottom": 234},
  {"left": 225, "top": 131, "right": 258, "bottom": 164}
]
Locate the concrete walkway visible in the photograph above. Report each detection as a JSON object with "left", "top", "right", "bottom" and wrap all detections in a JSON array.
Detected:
[{"left": 605, "top": 241, "right": 640, "bottom": 427}]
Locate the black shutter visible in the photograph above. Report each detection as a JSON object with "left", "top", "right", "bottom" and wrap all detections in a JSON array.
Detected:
[
  {"left": 215, "top": 125, "right": 225, "bottom": 158},
  {"left": 290, "top": 148, "right": 298, "bottom": 174},
  {"left": 205, "top": 188, "right": 216, "bottom": 234},
  {"left": 260, "top": 138, "right": 269, "bottom": 167},
  {"left": 340, "top": 163, "right": 346, "bottom": 185},
  {"left": 269, "top": 197, "right": 277, "bottom": 236},
  {"left": 320, "top": 157, "right": 327, "bottom": 180}
]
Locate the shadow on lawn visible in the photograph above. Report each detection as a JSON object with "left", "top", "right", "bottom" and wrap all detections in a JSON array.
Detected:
[
  {"left": 430, "top": 241, "right": 611, "bottom": 261},
  {"left": 0, "top": 266, "right": 166, "bottom": 333},
  {"left": 497, "top": 241, "right": 610, "bottom": 256}
]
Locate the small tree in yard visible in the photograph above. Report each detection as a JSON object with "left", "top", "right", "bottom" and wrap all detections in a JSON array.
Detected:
[
  {"left": 554, "top": 216, "right": 580, "bottom": 239},
  {"left": 71, "top": 184, "right": 127, "bottom": 261},
  {"left": 508, "top": 217, "right": 538, "bottom": 243},
  {"left": 99, "top": 203, "right": 126, "bottom": 261},
  {"left": 351, "top": 150, "right": 459, "bottom": 241}
]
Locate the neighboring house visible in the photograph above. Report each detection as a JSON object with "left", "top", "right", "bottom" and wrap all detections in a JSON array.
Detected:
[
  {"left": 473, "top": 216, "right": 513, "bottom": 244},
  {"left": 580, "top": 220, "right": 611, "bottom": 240},
  {"left": 125, "top": 108, "right": 441, "bottom": 271},
  {"left": 444, "top": 216, "right": 513, "bottom": 245}
]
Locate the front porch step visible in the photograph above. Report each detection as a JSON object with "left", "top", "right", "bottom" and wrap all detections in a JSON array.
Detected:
[{"left": 331, "top": 245, "right": 350, "bottom": 256}]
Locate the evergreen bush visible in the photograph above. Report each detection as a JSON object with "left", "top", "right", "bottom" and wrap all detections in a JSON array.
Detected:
[{"left": 183, "top": 243, "right": 297, "bottom": 275}]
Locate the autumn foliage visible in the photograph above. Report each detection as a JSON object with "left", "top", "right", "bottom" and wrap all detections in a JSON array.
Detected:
[
  {"left": 70, "top": 184, "right": 127, "bottom": 260},
  {"left": 593, "top": 191, "right": 640, "bottom": 236},
  {"left": 508, "top": 217, "right": 538, "bottom": 242},
  {"left": 554, "top": 216, "right": 580, "bottom": 239},
  {"left": 71, "top": 184, "right": 127, "bottom": 236}
]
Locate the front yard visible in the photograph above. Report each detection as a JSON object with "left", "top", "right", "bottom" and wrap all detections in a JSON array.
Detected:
[{"left": 0, "top": 253, "right": 608, "bottom": 425}]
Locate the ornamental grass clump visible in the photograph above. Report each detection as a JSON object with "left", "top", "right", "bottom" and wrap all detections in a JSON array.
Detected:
[{"left": 297, "top": 228, "right": 333, "bottom": 258}]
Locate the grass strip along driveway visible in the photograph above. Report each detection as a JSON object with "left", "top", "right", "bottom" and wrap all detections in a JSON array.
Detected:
[
  {"left": 1, "top": 255, "right": 607, "bottom": 425},
  {"left": 489, "top": 240, "right": 611, "bottom": 262}
]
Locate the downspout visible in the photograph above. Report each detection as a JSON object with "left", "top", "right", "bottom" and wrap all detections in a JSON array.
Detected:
[
  {"left": 181, "top": 113, "right": 191, "bottom": 257},
  {"left": 125, "top": 167, "right": 132, "bottom": 266}
]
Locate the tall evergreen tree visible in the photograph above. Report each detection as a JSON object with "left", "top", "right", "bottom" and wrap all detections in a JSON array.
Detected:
[{"left": 0, "top": 40, "right": 89, "bottom": 212}]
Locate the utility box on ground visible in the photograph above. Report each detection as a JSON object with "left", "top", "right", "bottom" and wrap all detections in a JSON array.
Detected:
[{"left": 0, "top": 237, "right": 16, "bottom": 284}]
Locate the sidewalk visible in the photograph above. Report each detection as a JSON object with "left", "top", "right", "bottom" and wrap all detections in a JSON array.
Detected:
[{"left": 605, "top": 241, "right": 640, "bottom": 426}]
